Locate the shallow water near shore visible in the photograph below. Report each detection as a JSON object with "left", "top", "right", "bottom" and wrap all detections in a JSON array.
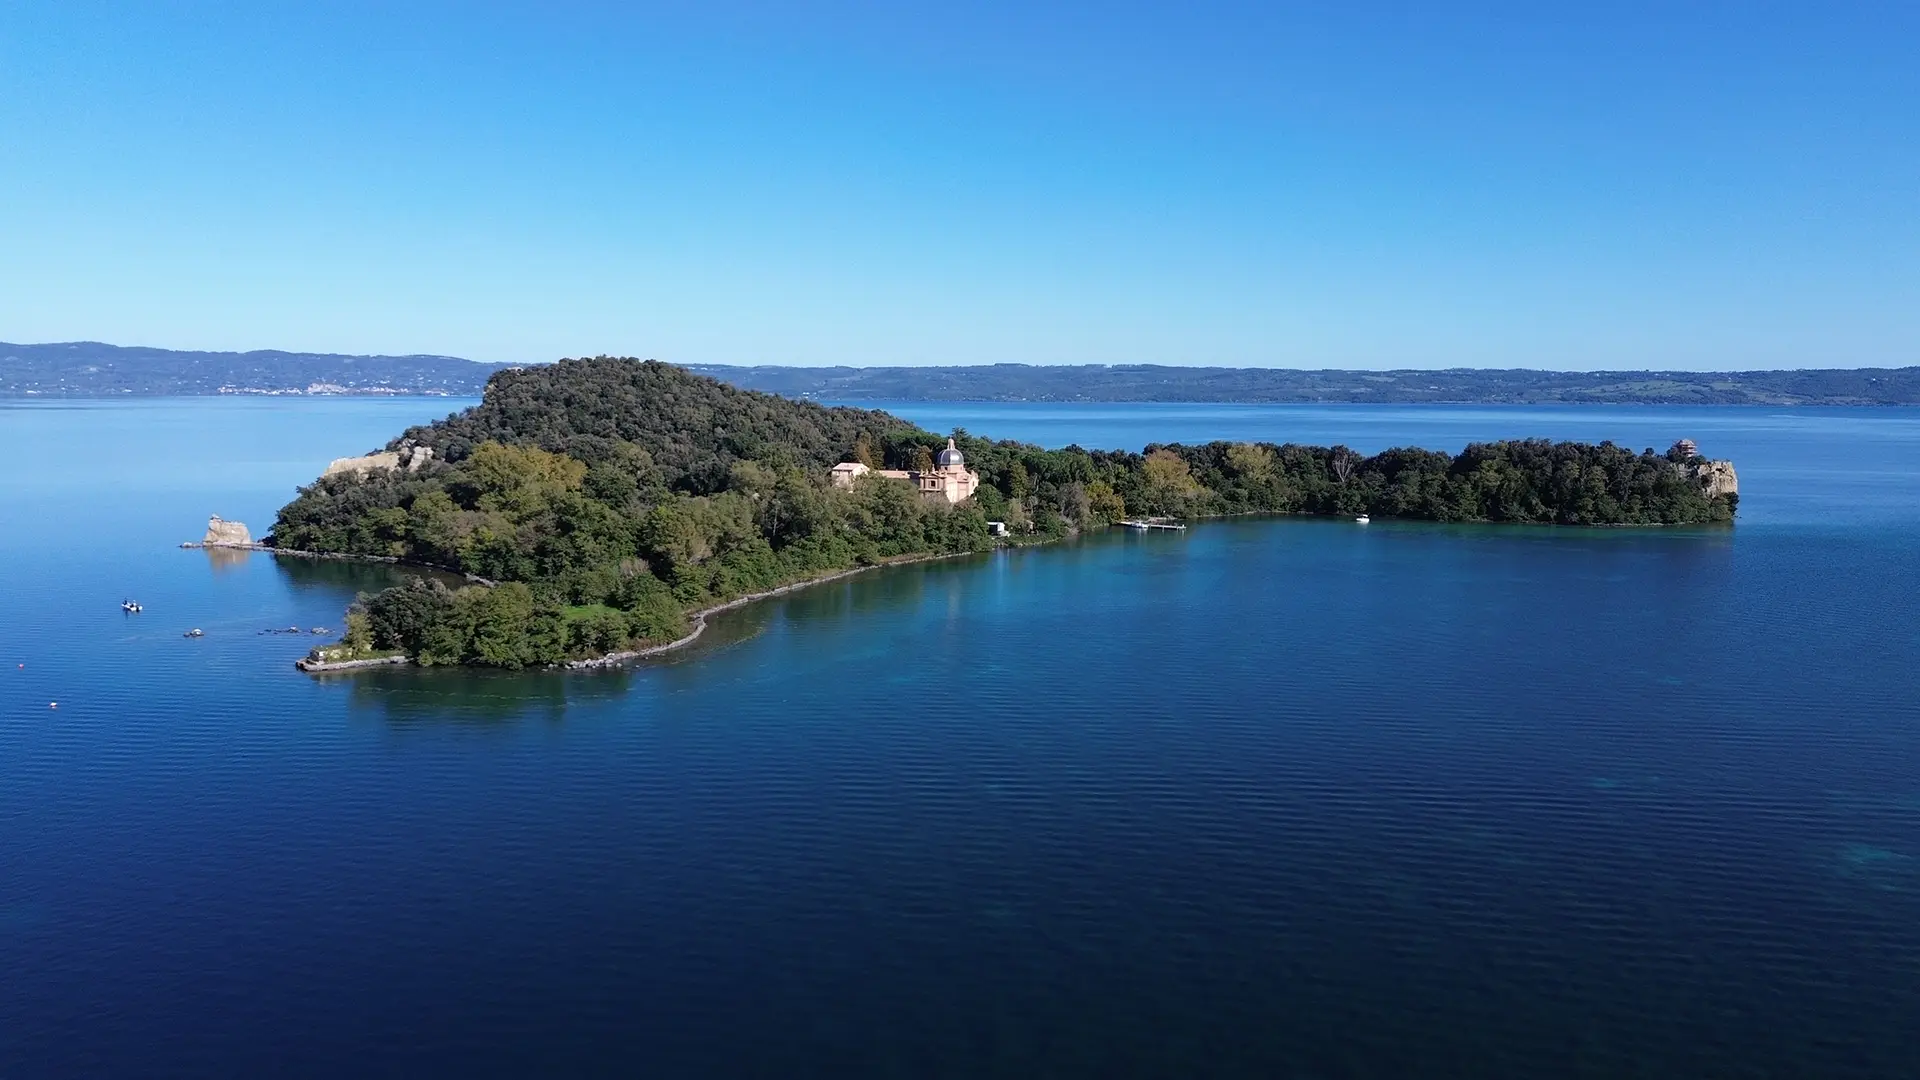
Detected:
[{"left": 3, "top": 398, "right": 1919, "bottom": 1078}]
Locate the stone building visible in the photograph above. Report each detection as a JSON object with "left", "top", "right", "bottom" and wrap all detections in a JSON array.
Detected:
[{"left": 831, "top": 438, "right": 981, "bottom": 505}]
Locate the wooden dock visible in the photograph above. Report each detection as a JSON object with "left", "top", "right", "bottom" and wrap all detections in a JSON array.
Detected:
[{"left": 1121, "top": 519, "right": 1188, "bottom": 531}]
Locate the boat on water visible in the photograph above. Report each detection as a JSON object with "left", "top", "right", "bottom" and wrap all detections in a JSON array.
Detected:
[
  {"left": 121, "top": 600, "right": 143, "bottom": 613},
  {"left": 183, "top": 628, "right": 204, "bottom": 638},
  {"left": 1355, "top": 515, "right": 1371, "bottom": 524}
]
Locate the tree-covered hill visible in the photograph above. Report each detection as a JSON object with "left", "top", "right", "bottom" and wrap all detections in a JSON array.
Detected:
[
  {"left": 272, "top": 358, "right": 1738, "bottom": 670},
  {"left": 382, "top": 357, "right": 922, "bottom": 492},
  {"left": 0, "top": 341, "right": 507, "bottom": 396},
  {"left": 6, "top": 339, "right": 1915, "bottom": 403}
]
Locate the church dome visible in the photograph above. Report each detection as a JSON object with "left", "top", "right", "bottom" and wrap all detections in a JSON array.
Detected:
[{"left": 936, "top": 439, "right": 965, "bottom": 469}]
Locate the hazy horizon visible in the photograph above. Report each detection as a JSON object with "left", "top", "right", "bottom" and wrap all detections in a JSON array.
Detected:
[{"left": 9, "top": 337, "right": 1920, "bottom": 374}]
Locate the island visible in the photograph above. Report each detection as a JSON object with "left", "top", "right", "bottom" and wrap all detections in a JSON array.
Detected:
[{"left": 268, "top": 357, "right": 1738, "bottom": 670}]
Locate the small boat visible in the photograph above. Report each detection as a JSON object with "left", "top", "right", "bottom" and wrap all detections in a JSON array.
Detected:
[
  {"left": 1355, "top": 515, "right": 1370, "bottom": 524},
  {"left": 121, "top": 600, "right": 143, "bottom": 613},
  {"left": 184, "top": 628, "right": 204, "bottom": 638}
]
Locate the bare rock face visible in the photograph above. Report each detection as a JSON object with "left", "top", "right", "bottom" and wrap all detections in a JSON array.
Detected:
[
  {"left": 324, "top": 450, "right": 401, "bottom": 478},
  {"left": 323, "top": 440, "right": 435, "bottom": 479},
  {"left": 203, "top": 515, "right": 253, "bottom": 546},
  {"left": 1693, "top": 459, "right": 1739, "bottom": 498},
  {"left": 1670, "top": 439, "right": 1737, "bottom": 499}
]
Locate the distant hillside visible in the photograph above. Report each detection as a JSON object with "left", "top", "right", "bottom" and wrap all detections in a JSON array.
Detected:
[
  {"left": 690, "top": 363, "right": 1920, "bottom": 406},
  {"left": 5, "top": 340, "right": 1915, "bottom": 403},
  {"left": 0, "top": 341, "right": 511, "bottom": 397}
]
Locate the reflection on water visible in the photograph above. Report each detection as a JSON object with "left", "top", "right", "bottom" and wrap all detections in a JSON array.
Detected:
[
  {"left": 326, "top": 554, "right": 1010, "bottom": 724},
  {"left": 272, "top": 552, "right": 468, "bottom": 595},
  {"left": 201, "top": 546, "right": 251, "bottom": 573},
  {"left": 341, "top": 664, "right": 637, "bottom": 725}
]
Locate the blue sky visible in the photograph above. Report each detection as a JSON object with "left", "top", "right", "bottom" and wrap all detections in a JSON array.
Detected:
[{"left": 1, "top": 2, "right": 1914, "bottom": 369}]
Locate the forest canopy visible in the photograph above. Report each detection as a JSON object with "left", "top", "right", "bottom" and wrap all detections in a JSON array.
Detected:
[{"left": 273, "top": 357, "right": 1737, "bottom": 669}]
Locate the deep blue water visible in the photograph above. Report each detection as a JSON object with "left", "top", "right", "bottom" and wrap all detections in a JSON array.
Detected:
[{"left": 2, "top": 398, "right": 1918, "bottom": 1078}]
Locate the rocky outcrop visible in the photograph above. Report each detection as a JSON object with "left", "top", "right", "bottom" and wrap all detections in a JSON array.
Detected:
[
  {"left": 1669, "top": 439, "right": 1738, "bottom": 500},
  {"left": 1692, "top": 459, "right": 1738, "bottom": 499},
  {"left": 296, "top": 653, "right": 409, "bottom": 673},
  {"left": 323, "top": 440, "right": 435, "bottom": 479},
  {"left": 203, "top": 515, "right": 253, "bottom": 546}
]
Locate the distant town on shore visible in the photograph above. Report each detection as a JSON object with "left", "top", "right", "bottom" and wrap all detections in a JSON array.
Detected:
[{"left": 3, "top": 340, "right": 1916, "bottom": 405}]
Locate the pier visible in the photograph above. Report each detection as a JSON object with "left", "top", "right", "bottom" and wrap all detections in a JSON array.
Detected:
[{"left": 1121, "top": 518, "right": 1188, "bottom": 531}]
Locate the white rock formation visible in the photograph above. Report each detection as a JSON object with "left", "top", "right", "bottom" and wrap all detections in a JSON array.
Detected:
[
  {"left": 323, "top": 441, "right": 436, "bottom": 479},
  {"left": 1693, "top": 459, "right": 1739, "bottom": 498},
  {"left": 203, "top": 515, "right": 253, "bottom": 546}
]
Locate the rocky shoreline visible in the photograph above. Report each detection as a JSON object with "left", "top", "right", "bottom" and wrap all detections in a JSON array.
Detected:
[
  {"left": 563, "top": 559, "right": 946, "bottom": 670},
  {"left": 285, "top": 553, "right": 970, "bottom": 676},
  {"left": 294, "top": 653, "right": 409, "bottom": 673}
]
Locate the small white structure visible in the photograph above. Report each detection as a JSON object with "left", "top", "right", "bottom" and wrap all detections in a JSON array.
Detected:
[
  {"left": 830, "top": 462, "right": 871, "bottom": 486},
  {"left": 987, "top": 520, "right": 1008, "bottom": 537},
  {"left": 831, "top": 438, "right": 981, "bottom": 505}
]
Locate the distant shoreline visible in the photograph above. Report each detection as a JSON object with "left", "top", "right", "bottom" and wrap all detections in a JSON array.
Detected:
[{"left": 9, "top": 339, "right": 1917, "bottom": 404}]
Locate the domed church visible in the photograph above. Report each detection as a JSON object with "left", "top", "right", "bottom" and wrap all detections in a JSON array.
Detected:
[{"left": 831, "top": 438, "right": 981, "bottom": 505}]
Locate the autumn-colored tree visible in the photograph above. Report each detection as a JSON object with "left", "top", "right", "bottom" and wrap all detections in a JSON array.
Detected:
[
  {"left": 1086, "top": 480, "right": 1126, "bottom": 523},
  {"left": 1142, "top": 449, "right": 1200, "bottom": 509},
  {"left": 1225, "top": 442, "right": 1274, "bottom": 481},
  {"left": 465, "top": 441, "right": 587, "bottom": 496}
]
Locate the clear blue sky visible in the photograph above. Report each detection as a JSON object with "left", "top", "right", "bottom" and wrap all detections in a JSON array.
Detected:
[{"left": 2, "top": 2, "right": 1914, "bottom": 369}]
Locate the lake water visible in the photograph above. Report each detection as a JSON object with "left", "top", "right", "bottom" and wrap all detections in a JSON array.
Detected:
[{"left": 2, "top": 398, "right": 1918, "bottom": 1078}]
